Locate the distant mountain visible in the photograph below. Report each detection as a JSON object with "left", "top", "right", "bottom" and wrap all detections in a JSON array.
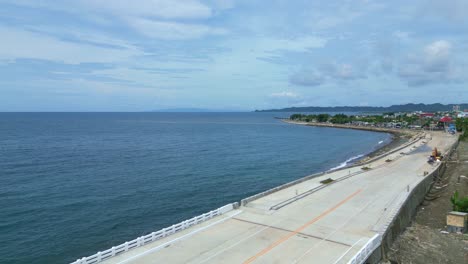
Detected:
[
  {"left": 255, "top": 103, "right": 468, "bottom": 113},
  {"left": 152, "top": 108, "right": 244, "bottom": 112}
]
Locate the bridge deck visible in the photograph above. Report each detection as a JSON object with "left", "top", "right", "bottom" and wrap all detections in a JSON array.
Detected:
[{"left": 101, "top": 132, "right": 456, "bottom": 264}]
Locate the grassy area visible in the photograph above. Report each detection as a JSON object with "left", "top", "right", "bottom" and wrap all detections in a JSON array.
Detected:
[
  {"left": 450, "top": 191, "right": 468, "bottom": 213},
  {"left": 455, "top": 118, "right": 468, "bottom": 140},
  {"left": 320, "top": 178, "right": 334, "bottom": 184}
]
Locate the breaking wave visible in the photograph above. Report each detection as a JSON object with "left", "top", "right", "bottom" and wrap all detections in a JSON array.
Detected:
[{"left": 328, "top": 154, "right": 365, "bottom": 171}]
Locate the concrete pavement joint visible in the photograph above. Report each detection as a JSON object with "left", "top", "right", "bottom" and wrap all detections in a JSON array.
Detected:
[
  {"left": 242, "top": 189, "right": 363, "bottom": 264},
  {"left": 231, "top": 218, "right": 352, "bottom": 247}
]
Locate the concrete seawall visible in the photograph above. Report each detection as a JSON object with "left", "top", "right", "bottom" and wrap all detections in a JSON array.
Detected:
[{"left": 366, "top": 138, "right": 460, "bottom": 263}]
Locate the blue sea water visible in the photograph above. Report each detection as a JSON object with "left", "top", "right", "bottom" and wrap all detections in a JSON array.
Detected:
[{"left": 0, "top": 112, "right": 391, "bottom": 264}]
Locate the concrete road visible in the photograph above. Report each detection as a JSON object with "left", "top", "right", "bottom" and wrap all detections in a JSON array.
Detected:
[{"left": 101, "top": 132, "right": 457, "bottom": 264}]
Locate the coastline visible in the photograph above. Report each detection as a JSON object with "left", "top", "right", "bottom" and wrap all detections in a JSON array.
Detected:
[
  {"left": 75, "top": 117, "right": 454, "bottom": 263},
  {"left": 282, "top": 119, "right": 420, "bottom": 166}
]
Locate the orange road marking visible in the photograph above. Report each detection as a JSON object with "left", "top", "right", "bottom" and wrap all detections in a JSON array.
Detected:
[{"left": 242, "top": 189, "right": 363, "bottom": 264}]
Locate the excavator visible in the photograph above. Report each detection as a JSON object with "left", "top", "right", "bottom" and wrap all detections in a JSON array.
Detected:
[{"left": 428, "top": 147, "right": 443, "bottom": 164}]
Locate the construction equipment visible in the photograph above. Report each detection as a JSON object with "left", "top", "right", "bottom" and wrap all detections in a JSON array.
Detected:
[{"left": 428, "top": 147, "right": 443, "bottom": 163}]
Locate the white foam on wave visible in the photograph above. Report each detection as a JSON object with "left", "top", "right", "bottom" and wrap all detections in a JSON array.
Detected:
[
  {"left": 328, "top": 154, "right": 365, "bottom": 171},
  {"left": 378, "top": 140, "right": 384, "bottom": 144}
]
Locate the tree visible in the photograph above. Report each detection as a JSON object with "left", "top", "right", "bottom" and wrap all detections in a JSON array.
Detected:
[
  {"left": 330, "top": 114, "right": 349, "bottom": 124},
  {"left": 316, "top": 114, "right": 330, "bottom": 123},
  {"left": 450, "top": 191, "right": 468, "bottom": 212},
  {"left": 290, "top": 114, "right": 304, "bottom": 120},
  {"left": 455, "top": 118, "right": 463, "bottom": 132}
]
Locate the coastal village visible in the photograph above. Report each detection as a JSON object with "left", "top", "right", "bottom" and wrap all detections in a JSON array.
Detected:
[{"left": 289, "top": 105, "right": 468, "bottom": 138}]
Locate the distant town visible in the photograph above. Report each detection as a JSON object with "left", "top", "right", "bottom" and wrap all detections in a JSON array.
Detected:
[{"left": 289, "top": 105, "right": 468, "bottom": 139}]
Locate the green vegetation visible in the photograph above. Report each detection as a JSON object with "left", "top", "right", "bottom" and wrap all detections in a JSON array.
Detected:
[
  {"left": 290, "top": 112, "right": 468, "bottom": 140},
  {"left": 455, "top": 118, "right": 468, "bottom": 140},
  {"left": 320, "top": 178, "right": 334, "bottom": 184},
  {"left": 450, "top": 191, "right": 468, "bottom": 213},
  {"left": 330, "top": 114, "right": 349, "bottom": 124},
  {"left": 290, "top": 113, "right": 330, "bottom": 122},
  {"left": 290, "top": 113, "right": 424, "bottom": 127}
]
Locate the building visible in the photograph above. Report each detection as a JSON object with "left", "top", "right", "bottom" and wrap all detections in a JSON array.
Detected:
[
  {"left": 419, "top": 113, "right": 435, "bottom": 118},
  {"left": 457, "top": 112, "right": 468, "bottom": 118},
  {"left": 447, "top": 211, "right": 468, "bottom": 233}
]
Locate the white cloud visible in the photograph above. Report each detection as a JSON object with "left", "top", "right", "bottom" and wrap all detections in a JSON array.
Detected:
[
  {"left": 393, "top": 30, "right": 410, "bottom": 41},
  {"left": 3, "top": 0, "right": 219, "bottom": 41},
  {"left": 290, "top": 61, "right": 366, "bottom": 87},
  {"left": 222, "top": 36, "right": 327, "bottom": 68},
  {"left": 289, "top": 69, "right": 324, "bottom": 86},
  {"left": 261, "top": 36, "right": 327, "bottom": 52},
  {"left": 8, "top": 0, "right": 213, "bottom": 19},
  {"left": 424, "top": 40, "right": 451, "bottom": 57},
  {"left": 333, "top": 63, "right": 356, "bottom": 79},
  {"left": 82, "top": 0, "right": 212, "bottom": 19},
  {"left": 270, "top": 91, "right": 299, "bottom": 98},
  {"left": 209, "top": 0, "right": 235, "bottom": 11},
  {"left": 423, "top": 40, "right": 452, "bottom": 72},
  {"left": 397, "top": 40, "right": 464, "bottom": 86},
  {"left": 129, "top": 18, "right": 227, "bottom": 40},
  {"left": 0, "top": 26, "right": 142, "bottom": 64},
  {"left": 267, "top": 91, "right": 304, "bottom": 107}
]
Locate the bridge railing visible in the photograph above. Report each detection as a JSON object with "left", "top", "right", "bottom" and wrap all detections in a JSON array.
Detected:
[
  {"left": 347, "top": 234, "right": 381, "bottom": 264},
  {"left": 70, "top": 202, "right": 238, "bottom": 264}
]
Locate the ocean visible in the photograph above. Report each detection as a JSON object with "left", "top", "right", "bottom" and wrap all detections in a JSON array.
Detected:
[{"left": 0, "top": 112, "right": 391, "bottom": 264}]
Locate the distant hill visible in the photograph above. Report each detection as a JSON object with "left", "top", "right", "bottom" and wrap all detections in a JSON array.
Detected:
[
  {"left": 152, "top": 108, "right": 241, "bottom": 112},
  {"left": 255, "top": 103, "right": 468, "bottom": 113}
]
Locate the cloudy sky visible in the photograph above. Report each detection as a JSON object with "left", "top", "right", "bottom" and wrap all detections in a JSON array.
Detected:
[{"left": 1, "top": 0, "right": 467, "bottom": 111}]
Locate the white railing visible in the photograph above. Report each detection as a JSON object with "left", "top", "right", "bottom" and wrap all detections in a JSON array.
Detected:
[
  {"left": 71, "top": 202, "right": 238, "bottom": 264},
  {"left": 347, "top": 234, "right": 381, "bottom": 264}
]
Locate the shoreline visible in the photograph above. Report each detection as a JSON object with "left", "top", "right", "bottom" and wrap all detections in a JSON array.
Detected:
[
  {"left": 75, "top": 117, "right": 438, "bottom": 264},
  {"left": 282, "top": 119, "right": 420, "bottom": 166}
]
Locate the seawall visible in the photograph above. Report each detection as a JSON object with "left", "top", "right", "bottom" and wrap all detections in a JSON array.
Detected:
[{"left": 365, "top": 137, "right": 460, "bottom": 263}]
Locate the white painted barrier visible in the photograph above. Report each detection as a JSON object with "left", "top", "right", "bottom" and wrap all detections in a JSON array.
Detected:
[
  {"left": 70, "top": 202, "right": 238, "bottom": 264},
  {"left": 347, "top": 234, "right": 381, "bottom": 264}
]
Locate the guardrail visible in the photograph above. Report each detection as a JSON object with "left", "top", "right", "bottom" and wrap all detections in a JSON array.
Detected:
[
  {"left": 70, "top": 202, "right": 238, "bottom": 264},
  {"left": 347, "top": 234, "right": 381, "bottom": 264}
]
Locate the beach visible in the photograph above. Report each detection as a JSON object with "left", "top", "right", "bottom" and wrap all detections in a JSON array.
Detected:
[{"left": 282, "top": 119, "right": 421, "bottom": 165}]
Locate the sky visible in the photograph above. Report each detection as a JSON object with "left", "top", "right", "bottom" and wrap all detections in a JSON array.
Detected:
[{"left": 0, "top": 0, "right": 467, "bottom": 111}]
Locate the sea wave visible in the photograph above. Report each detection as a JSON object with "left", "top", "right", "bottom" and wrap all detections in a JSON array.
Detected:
[
  {"left": 328, "top": 154, "right": 365, "bottom": 171},
  {"left": 378, "top": 140, "right": 384, "bottom": 144}
]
